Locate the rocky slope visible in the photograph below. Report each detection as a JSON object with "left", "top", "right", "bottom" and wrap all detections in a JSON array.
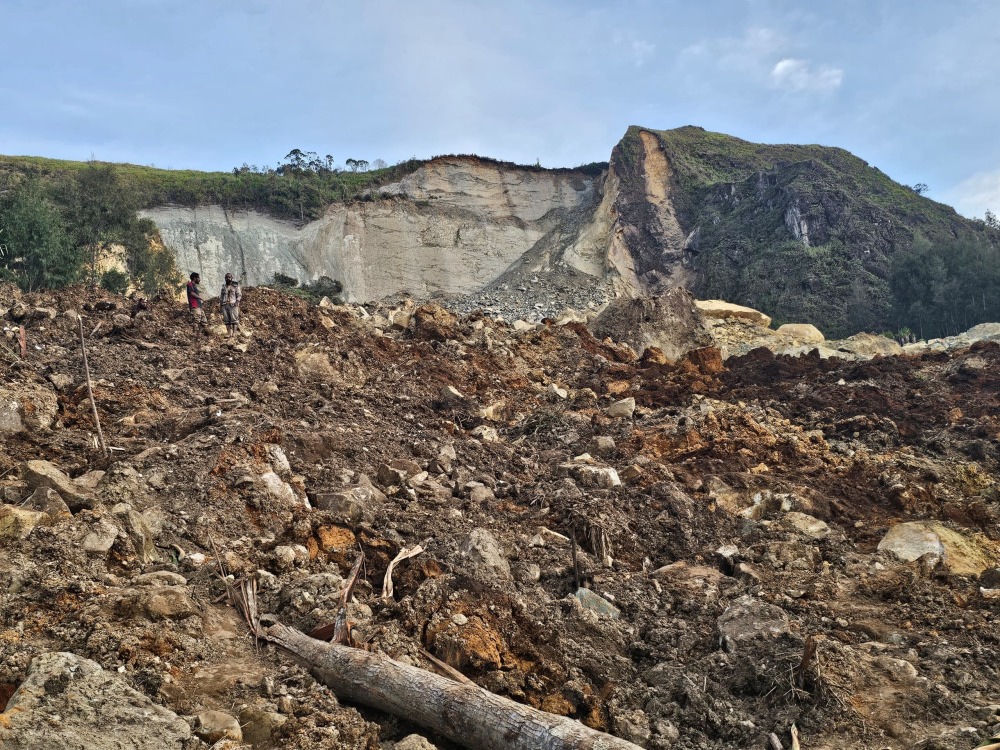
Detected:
[{"left": 1, "top": 283, "right": 999, "bottom": 750}]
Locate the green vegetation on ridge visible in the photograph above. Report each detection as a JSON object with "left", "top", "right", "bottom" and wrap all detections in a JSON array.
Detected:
[{"left": 618, "top": 125, "right": 999, "bottom": 338}]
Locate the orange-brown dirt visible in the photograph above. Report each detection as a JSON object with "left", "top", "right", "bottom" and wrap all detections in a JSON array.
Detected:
[{"left": 0, "top": 283, "right": 998, "bottom": 750}]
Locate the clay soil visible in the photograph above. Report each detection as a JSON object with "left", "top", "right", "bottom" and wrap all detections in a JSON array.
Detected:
[{"left": 1, "top": 284, "right": 998, "bottom": 750}]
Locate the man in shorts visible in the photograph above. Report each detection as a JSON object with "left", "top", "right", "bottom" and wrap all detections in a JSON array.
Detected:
[
  {"left": 186, "top": 272, "right": 207, "bottom": 334},
  {"left": 220, "top": 272, "right": 242, "bottom": 339}
]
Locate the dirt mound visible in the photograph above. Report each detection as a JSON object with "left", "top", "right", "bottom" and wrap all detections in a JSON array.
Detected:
[{"left": 1, "top": 284, "right": 998, "bottom": 750}]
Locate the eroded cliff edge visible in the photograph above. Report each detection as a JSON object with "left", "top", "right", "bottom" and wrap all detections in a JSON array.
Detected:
[{"left": 143, "top": 157, "right": 609, "bottom": 304}]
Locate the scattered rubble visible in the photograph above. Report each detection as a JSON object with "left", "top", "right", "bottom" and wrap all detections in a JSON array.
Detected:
[{"left": 0, "top": 282, "right": 998, "bottom": 749}]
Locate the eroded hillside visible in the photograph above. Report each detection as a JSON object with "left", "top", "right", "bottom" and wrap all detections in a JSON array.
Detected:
[{"left": 1, "top": 285, "right": 999, "bottom": 750}]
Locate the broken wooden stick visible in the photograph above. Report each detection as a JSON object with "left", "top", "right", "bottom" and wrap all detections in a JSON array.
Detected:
[
  {"left": 418, "top": 647, "right": 474, "bottom": 685},
  {"left": 78, "top": 316, "right": 107, "bottom": 457},
  {"left": 256, "top": 617, "right": 644, "bottom": 750},
  {"left": 18, "top": 325, "right": 26, "bottom": 359}
]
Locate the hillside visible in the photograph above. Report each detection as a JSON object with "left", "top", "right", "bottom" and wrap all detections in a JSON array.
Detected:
[
  {"left": 610, "top": 126, "right": 997, "bottom": 336},
  {"left": 2, "top": 129, "right": 998, "bottom": 339},
  {"left": 1, "top": 284, "right": 999, "bottom": 749}
]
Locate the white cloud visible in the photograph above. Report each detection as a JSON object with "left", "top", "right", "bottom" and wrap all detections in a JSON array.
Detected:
[
  {"left": 770, "top": 58, "right": 844, "bottom": 91},
  {"left": 944, "top": 169, "right": 1000, "bottom": 219}
]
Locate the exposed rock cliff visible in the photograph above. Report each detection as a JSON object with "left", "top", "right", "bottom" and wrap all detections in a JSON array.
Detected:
[
  {"left": 143, "top": 158, "right": 604, "bottom": 304},
  {"left": 141, "top": 127, "right": 995, "bottom": 335}
]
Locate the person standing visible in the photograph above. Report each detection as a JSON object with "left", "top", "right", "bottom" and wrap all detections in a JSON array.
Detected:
[
  {"left": 220, "top": 272, "right": 242, "bottom": 338},
  {"left": 186, "top": 272, "right": 207, "bottom": 335}
]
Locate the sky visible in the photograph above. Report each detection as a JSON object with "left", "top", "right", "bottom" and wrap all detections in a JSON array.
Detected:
[{"left": 2, "top": 0, "right": 999, "bottom": 218}]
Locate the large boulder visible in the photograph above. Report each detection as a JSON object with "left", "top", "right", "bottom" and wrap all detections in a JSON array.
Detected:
[
  {"left": 878, "top": 522, "right": 1000, "bottom": 576},
  {"left": 695, "top": 299, "right": 772, "bottom": 327},
  {"left": 22, "top": 460, "right": 95, "bottom": 511},
  {"left": 0, "top": 652, "right": 191, "bottom": 749},
  {"left": 0, "top": 384, "right": 59, "bottom": 433},
  {"left": 835, "top": 332, "right": 903, "bottom": 358},
  {"left": 591, "top": 288, "right": 712, "bottom": 361},
  {"left": 775, "top": 323, "right": 825, "bottom": 343}
]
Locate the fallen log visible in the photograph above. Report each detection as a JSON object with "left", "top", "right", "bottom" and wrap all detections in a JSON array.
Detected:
[{"left": 257, "top": 616, "right": 644, "bottom": 750}]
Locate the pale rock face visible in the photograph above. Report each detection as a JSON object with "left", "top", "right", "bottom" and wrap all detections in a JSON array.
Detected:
[{"left": 143, "top": 158, "right": 599, "bottom": 303}]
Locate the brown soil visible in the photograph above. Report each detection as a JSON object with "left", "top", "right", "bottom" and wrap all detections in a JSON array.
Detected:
[{"left": 0, "top": 283, "right": 998, "bottom": 750}]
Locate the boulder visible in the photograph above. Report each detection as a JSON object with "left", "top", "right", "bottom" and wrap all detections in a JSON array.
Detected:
[
  {"left": 592, "top": 288, "right": 713, "bottom": 361},
  {"left": 835, "top": 332, "right": 903, "bottom": 358},
  {"left": 21, "top": 487, "right": 72, "bottom": 520},
  {"left": 460, "top": 528, "right": 511, "bottom": 583},
  {"left": 695, "top": 299, "right": 772, "bottom": 327},
  {"left": 194, "top": 710, "right": 243, "bottom": 744},
  {"left": 81, "top": 518, "right": 119, "bottom": 554},
  {"left": 878, "top": 522, "right": 1000, "bottom": 576},
  {"left": 717, "top": 595, "right": 790, "bottom": 645},
  {"left": 0, "top": 652, "right": 191, "bottom": 749},
  {"left": 779, "top": 512, "right": 831, "bottom": 540},
  {"left": 22, "top": 460, "right": 94, "bottom": 511},
  {"left": 605, "top": 397, "right": 635, "bottom": 419},
  {"left": 395, "top": 734, "right": 439, "bottom": 750},
  {"left": 411, "top": 304, "right": 457, "bottom": 341},
  {"left": 573, "top": 588, "right": 620, "bottom": 618},
  {"left": 775, "top": 323, "right": 825, "bottom": 343},
  {"left": 0, "top": 505, "right": 50, "bottom": 540},
  {"left": 0, "top": 385, "right": 59, "bottom": 432}
]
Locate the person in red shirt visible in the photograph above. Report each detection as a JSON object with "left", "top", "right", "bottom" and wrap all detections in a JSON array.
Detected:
[{"left": 186, "top": 272, "right": 207, "bottom": 335}]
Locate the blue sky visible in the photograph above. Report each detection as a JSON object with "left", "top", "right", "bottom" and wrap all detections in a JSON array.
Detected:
[{"left": 2, "top": 0, "right": 999, "bottom": 218}]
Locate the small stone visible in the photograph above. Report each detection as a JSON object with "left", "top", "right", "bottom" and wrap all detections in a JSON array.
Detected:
[
  {"left": 573, "top": 588, "right": 620, "bottom": 618},
  {"left": 194, "top": 710, "right": 243, "bottom": 744},
  {"left": 548, "top": 383, "right": 568, "bottom": 399},
  {"left": 395, "top": 734, "right": 438, "bottom": 750},
  {"left": 779, "top": 512, "right": 831, "bottom": 540},
  {"left": 470, "top": 425, "right": 500, "bottom": 443},
  {"left": 452, "top": 613, "right": 469, "bottom": 626},
  {"left": 604, "top": 397, "right": 636, "bottom": 419}
]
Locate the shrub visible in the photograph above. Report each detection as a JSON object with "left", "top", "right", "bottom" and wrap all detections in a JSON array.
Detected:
[{"left": 100, "top": 269, "right": 129, "bottom": 294}]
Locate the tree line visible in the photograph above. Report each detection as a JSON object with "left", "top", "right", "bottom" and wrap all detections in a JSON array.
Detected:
[
  {"left": 889, "top": 219, "right": 1000, "bottom": 340},
  {"left": 0, "top": 163, "right": 177, "bottom": 294}
]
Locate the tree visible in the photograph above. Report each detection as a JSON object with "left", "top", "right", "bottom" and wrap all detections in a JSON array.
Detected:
[
  {"left": 63, "top": 163, "right": 140, "bottom": 284},
  {"left": 910, "top": 183, "right": 929, "bottom": 195},
  {"left": 985, "top": 209, "right": 999, "bottom": 230},
  {"left": 0, "top": 182, "right": 83, "bottom": 292}
]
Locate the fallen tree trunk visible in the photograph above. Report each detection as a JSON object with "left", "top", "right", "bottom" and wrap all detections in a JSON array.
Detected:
[{"left": 257, "top": 617, "right": 643, "bottom": 750}]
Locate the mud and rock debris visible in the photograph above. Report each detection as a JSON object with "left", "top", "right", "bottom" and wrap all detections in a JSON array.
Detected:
[{"left": 0, "top": 281, "right": 998, "bottom": 750}]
